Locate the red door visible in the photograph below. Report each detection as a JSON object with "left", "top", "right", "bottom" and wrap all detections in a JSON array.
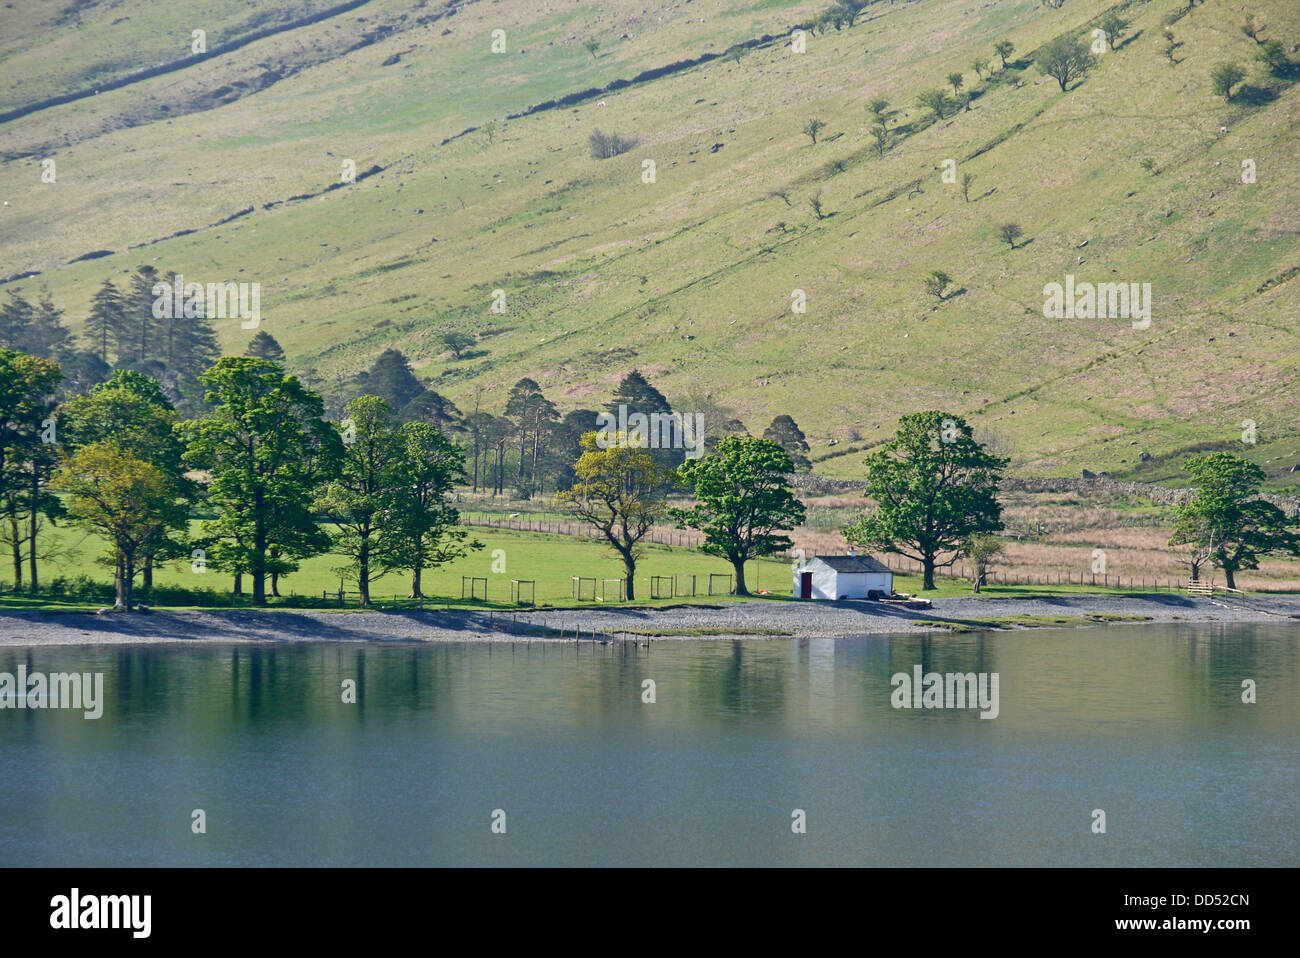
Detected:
[{"left": 800, "top": 572, "right": 813, "bottom": 599}]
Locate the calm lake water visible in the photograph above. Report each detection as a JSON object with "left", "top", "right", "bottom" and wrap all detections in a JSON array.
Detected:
[{"left": 1, "top": 623, "right": 1297, "bottom": 866}]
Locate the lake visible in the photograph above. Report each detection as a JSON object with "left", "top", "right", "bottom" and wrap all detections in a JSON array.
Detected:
[{"left": 1, "top": 623, "right": 1296, "bottom": 866}]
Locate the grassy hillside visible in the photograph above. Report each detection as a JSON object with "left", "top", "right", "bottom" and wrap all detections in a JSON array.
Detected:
[{"left": 1, "top": 0, "right": 1297, "bottom": 487}]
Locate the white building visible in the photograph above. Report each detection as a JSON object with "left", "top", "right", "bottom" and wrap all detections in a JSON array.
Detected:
[{"left": 793, "top": 553, "right": 894, "bottom": 600}]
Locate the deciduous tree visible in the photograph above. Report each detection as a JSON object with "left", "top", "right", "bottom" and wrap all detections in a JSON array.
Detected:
[
  {"left": 842, "top": 411, "right": 1007, "bottom": 590},
  {"left": 557, "top": 432, "right": 672, "bottom": 600},
  {"left": 181, "top": 358, "right": 343, "bottom": 604},
  {"left": 1169, "top": 453, "right": 1298, "bottom": 590},
  {"left": 53, "top": 442, "right": 189, "bottom": 611},
  {"left": 673, "top": 437, "right": 806, "bottom": 596}
]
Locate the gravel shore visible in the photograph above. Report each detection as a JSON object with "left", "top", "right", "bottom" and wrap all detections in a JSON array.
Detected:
[{"left": 1, "top": 593, "right": 1297, "bottom": 646}]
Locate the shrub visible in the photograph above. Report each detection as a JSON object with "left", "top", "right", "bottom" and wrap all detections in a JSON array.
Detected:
[
  {"left": 917, "top": 88, "right": 951, "bottom": 119},
  {"left": 1211, "top": 62, "right": 1246, "bottom": 101},
  {"left": 923, "top": 270, "right": 951, "bottom": 299},
  {"left": 1037, "top": 35, "right": 1095, "bottom": 92},
  {"left": 589, "top": 129, "right": 637, "bottom": 159}
]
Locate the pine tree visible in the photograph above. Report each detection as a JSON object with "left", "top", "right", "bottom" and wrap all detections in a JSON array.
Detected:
[
  {"left": 30, "top": 292, "right": 71, "bottom": 360},
  {"left": 763, "top": 415, "right": 813, "bottom": 471},
  {"left": 506, "top": 378, "right": 547, "bottom": 492},
  {"left": 0, "top": 292, "right": 33, "bottom": 352},
  {"left": 152, "top": 271, "right": 182, "bottom": 370},
  {"left": 126, "top": 265, "right": 161, "bottom": 366},
  {"left": 170, "top": 306, "right": 221, "bottom": 414},
  {"left": 401, "top": 387, "right": 462, "bottom": 430},
  {"left": 550, "top": 408, "right": 600, "bottom": 491},
  {"left": 245, "top": 331, "right": 286, "bottom": 365},
  {"left": 609, "top": 370, "right": 672, "bottom": 418},
  {"left": 608, "top": 369, "right": 682, "bottom": 467},
  {"left": 354, "top": 348, "right": 426, "bottom": 413},
  {"left": 0, "top": 290, "right": 70, "bottom": 360},
  {"left": 85, "top": 279, "right": 128, "bottom": 364}
]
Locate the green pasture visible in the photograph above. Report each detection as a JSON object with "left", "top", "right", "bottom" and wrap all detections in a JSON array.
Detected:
[
  {"left": 0, "top": 514, "right": 1194, "bottom": 612},
  {"left": 2, "top": 0, "right": 1298, "bottom": 489}
]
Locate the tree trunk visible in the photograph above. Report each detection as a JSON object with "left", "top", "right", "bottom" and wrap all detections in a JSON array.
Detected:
[
  {"left": 234, "top": 572, "right": 243, "bottom": 595},
  {"left": 271, "top": 571, "right": 281, "bottom": 597},
  {"left": 114, "top": 554, "right": 127, "bottom": 611},
  {"left": 621, "top": 551, "right": 636, "bottom": 601},
  {"left": 358, "top": 539, "right": 370, "bottom": 605},
  {"left": 922, "top": 557, "right": 937, "bottom": 591},
  {"left": 1223, "top": 567, "right": 1237, "bottom": 590},
  {"left": 409, "top": 564, "right": 423, "bottom": 599},
  {"left": 143, "top": 554, "right": 153, "bottom": 590},
  {"left": 124, "top": 554, "right": 135, "bottom": 610},
  {"left": 28, "top": 467, "right": 39, "bottom": 593},
  {"left": 733, "top": 559, "right": 749, "bottom": 596},
  {"left": 252, "top": 514, "right": 267, "bottom": 604}
]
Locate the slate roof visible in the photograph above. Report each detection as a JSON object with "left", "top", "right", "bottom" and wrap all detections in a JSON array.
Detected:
[{"left": 807, "top": 555, "right": 893, "bottom": 574}]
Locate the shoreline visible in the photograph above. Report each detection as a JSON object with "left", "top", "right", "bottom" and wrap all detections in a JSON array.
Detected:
[{"left": 0, "top": 593, "right": 1297, "bottom": 646}]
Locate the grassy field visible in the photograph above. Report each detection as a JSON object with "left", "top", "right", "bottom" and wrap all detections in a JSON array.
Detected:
[
  {"left": 2, "top": 520, "right": 794, "bottom": 609},
  {"left": 1, "top": 0, "right": 1297, "bottom": 489},
  {"left": 0, "top": 516, "right": 1203, "bottom": 612}
]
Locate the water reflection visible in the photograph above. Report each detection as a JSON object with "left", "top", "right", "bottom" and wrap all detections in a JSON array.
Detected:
[{"left": 0, "top": 623, "right": 1296, "bottom": 866}]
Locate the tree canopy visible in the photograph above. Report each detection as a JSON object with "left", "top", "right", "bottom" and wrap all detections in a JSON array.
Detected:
[
  {"left": 1168, "top": 453, "right": 1298, "bottom": 590},
  {"left": 673, "top": 436, "right": 806, "bottom": 595},
  {"left": 181, "top": 357, "right": 343, "bottom": 603},
  {"left": 843, "top": 411, "right": 1007, "bottom": 589}
]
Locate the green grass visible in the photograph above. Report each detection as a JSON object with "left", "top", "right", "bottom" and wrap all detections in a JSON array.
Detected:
[
  {"left": 3, "top": 521, "right": 799, "bottom": 610},
  {"left": 2, "top": 0, "right": 1298, "bottom": 487},
  {"left": 0, "top": 517, "right": 1181, "bottom": 612}
]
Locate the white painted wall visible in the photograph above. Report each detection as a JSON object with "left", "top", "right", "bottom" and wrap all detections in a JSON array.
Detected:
[{"left": 793, "top": 562, "right": 893, "bottom": 599}]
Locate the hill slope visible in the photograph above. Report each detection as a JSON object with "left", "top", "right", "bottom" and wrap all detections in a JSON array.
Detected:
[{"left": 1, "top": 0, "right": 1297, "bottom": 486}]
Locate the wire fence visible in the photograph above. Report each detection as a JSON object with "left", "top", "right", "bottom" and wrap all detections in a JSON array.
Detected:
[
  {"left": 870, "top": 554, "right": 1194, "bottom": 593},
  {"left": 458, "top": 513, "right": 1194, "bottom": 592},
  {"left": 460, "top": 513, "right": 705, "bottom": 549}
]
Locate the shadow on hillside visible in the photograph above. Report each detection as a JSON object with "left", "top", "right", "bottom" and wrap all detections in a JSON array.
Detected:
[
  {"left": 1114, "top": 29, "right": 1144, "bottom": 51},
  {"left": 1233, "top": 85, "right": 1279, "bottom": 107}
]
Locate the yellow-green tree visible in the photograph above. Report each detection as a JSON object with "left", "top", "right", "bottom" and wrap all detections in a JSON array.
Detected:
[
  {"left": 52, "top": 441, "right": 190, "bottom": 610},
  {"left": 556, "top": 432, "right": 671, "bottom": 600}
]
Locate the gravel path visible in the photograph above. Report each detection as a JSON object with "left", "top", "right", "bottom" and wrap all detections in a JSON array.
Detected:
[{"left": 0, "top": 593, "right": 1297, "bottom": 646}]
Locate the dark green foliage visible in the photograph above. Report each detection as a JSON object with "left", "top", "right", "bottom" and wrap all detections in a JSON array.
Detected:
[
  {"left": 673, "top": 436, "right": 806, "bottom": 595},
  {"left": 762, "top": 414, "right": 812, "bottom": 472}
]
